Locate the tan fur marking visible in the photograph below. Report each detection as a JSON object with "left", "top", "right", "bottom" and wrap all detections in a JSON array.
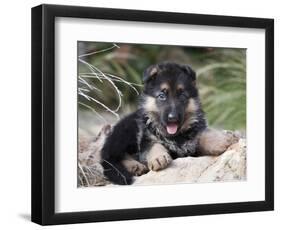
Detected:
[
  {"left": 180, "top": 98, "right": 198, "bottom": 131},
  {"left": 149, "top": 66, "right": 158, "bottom": 77},
  {"left": 146, "top": 143, "right": 172, "bottom": 171},
  {"left": 197, "top": 128, "right": 239, "bottom": 156},
  {"left": 177, "top": 84, "right": 184, "bottom": 91},
  {"left": 143, "top": 96, "right": 158, "bottom": 112},
  {"left": 186, "top": 98, "right": 197, "bottom": 113},
  {"left": 160, "top": 83, "right": 170, "bottom": 91},
  {"left": 121, "top": 154, "right": 148, "bottom": 176}
]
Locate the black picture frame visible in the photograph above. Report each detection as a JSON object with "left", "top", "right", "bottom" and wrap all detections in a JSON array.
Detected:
[{"left": 31, "top": 4, "right": 274, "bottom": 225}]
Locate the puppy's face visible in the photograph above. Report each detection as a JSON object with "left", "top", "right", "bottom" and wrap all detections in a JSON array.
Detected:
[{"left": 143, "top": 62, "right": 199, "bottom": 136}]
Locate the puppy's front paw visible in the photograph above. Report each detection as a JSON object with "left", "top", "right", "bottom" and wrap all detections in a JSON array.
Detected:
[
  {"left": 122, "top": 157, "right": 148, "bottom": 176},
  {"left": 146, "top": 143, "right": 172, "bottom": 171},
  {"left": 148, "top": 151, "right": 172, "bottom": 171},
  {"left": 129, "top": 162, "right": 148, "bottom": 176},
  {"left": 198, "top": 129, "right": 240, "bottom": 156}
]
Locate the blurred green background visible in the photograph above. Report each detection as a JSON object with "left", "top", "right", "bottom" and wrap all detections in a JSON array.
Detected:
[{"left": 78, "top": 42, "right": 246, "bottom": 135}]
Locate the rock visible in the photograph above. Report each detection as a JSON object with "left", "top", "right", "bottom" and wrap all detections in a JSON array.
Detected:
[
  {"left": 134, "top": 139, "right": 246, "bottom": 185},
  {"left": 78, "top": 126, "right": 111, "bottom": 186},
  {"left": 78, "top": 125, "right": 246, "bottom": 187}
]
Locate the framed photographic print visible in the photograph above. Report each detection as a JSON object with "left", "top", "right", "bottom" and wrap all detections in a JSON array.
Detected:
[{"left": 31, "top": 4, "right": 274, "bottom": 225}]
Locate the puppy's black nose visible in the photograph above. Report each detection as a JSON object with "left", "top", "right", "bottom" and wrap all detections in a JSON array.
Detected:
[{"left": 168, "top": 112, "right": 178, "bottom": 122}]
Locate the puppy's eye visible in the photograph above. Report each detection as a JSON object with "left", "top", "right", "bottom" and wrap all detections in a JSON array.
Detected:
[{"left": 157, "top": 92, "right": 167, "bottom": 101}]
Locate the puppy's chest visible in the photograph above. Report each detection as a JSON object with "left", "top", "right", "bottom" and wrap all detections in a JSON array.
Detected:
[
  {"left": 143, "top": 129, "right": 198, "bottom": 158},
  {"left": 161, "top": 137, "right": 198, "bottom": 157}
]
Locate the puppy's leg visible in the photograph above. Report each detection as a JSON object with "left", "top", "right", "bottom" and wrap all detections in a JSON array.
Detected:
[
  {"left": 146, "top": 143, "right": 172, "bottom": 171},
  {"left": 197, "top": 128, "right": 239, "bottom": 156},
  {"left": 121, "top": 155, "right": 148, "bottom": 176}
]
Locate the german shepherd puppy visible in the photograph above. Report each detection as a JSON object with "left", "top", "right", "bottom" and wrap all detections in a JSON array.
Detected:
[{"left": 101, "top": 62, "right": 233, "bottom": 185}]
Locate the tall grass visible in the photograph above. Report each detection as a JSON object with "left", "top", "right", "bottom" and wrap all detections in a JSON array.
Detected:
[
  {"left": 78, "top": 43, "right": 142, "bottom": 124},
  {"left": 196, "top": 49, "right": 246, "bottom": 130}
]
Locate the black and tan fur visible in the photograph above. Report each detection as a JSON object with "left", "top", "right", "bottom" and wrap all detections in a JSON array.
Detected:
[{"left": 101, "top": 62, "right": 235, "bottom": 185}]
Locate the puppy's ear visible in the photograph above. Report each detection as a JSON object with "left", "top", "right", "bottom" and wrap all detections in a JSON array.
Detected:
[
  {"left": 181, "top": 64, "right": 196, "bottom": 84},
  {"left": 143, "top": 65, "right": 159, "bottom": 83}
]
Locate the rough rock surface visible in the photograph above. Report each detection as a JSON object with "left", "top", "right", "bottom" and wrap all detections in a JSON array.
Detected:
[
  {"left": 78, "top": 126, "right": 246, "bottom": 187},
  {"left": 134, "top": 139, "right": 246, "bottom": 185}
]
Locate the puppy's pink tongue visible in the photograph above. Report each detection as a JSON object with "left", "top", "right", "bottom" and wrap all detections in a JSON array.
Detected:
[{"left": 166, "top": 123, "right": 178, "bottom": 134}]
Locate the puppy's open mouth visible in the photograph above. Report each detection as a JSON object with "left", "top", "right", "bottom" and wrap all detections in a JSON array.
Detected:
[{"left": 166, "top": 122, "right": 179, "bottom": 135}]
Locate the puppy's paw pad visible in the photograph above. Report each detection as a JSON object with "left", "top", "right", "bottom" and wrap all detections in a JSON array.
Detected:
[{"left": 148, "top": 152, "right": 172, "bottom": 171}]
